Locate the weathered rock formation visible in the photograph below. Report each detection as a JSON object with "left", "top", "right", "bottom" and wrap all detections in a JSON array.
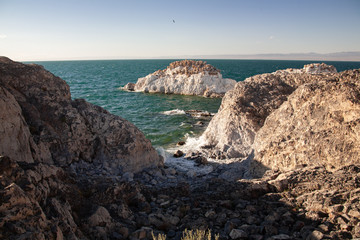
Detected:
[
  {"left": 123, "top": 60, "right": 236, "bottom": 97},
  {"left": 0, "top": 56, "right": 162, "bottom": 173},
  {"left": 0, "top": 56, "right": 163, "bottom": 239},
  {"left": 200, "top": 63, "right": 360, "bottom": 175},
  {"left": 252, "top": 69, "right": 360, "bottom": 176}
]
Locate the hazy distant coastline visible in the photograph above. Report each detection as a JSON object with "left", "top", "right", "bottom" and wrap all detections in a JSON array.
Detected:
[
  {"left": 22, "top": 51, "right": 360, "bottom": 62},
  {"left": 155, "top": 51, "right": 360, "bottom": 62}
]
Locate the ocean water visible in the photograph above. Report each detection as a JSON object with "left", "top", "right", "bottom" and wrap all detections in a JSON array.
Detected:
[{"left": 32, "top": 59, "right": 360, "bottom": 152}]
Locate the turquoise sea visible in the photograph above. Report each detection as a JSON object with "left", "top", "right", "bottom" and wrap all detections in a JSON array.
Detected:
[{"left": 32, "top": 59, "right": 360, "bottom": 150}]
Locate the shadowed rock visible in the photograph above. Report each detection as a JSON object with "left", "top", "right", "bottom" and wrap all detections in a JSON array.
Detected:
[{"left": 0, "top": 56, "right": 162, "bottom": 173}]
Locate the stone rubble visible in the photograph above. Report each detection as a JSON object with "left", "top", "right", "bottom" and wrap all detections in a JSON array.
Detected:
[{"left": 3, "top": 153, "right": 359, "bottom": 239}]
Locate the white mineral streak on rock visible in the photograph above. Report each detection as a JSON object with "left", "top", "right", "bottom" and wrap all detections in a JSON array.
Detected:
[
  {"left": 125, "top": 60, "right": 236, "bottom": 97},
  {"left": 275, "top": 63, "right": 338, "bottom": 75}
]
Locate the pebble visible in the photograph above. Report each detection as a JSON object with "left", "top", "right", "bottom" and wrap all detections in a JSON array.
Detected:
[
  {"left": 229, "top": 229, "right": 248, "bottom": 239},
  {"left": 173, "top": 150, "right": 184, "bottom": 158}
]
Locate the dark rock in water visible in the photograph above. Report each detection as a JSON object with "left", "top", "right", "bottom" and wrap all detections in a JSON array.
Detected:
[
  {"left": 184, "top": 151, "right": 208, "bottom": 165},
  {"left": 176, "top": 141, "right": 186, "bottom": 146},
  {"left": 173, "top": 150, "right": 184, "bottom": 158},
  {"left": 184, "top": 151, "right": 199, "bottom": 159},
  {"left": 195, "top": 156, "right": 208, "bottom": 165},
  {"left": 122, "top": 82, "right": 135, "bottom": 91},
  {"left": 185, "top": 110, "right": 215, "bottom": 118}
]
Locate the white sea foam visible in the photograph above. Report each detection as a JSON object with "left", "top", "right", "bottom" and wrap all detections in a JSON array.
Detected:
[
  {"left": 180, "top": 122, "right": 189, "bottom": 127},
  {"left": 179, "top": 134, "right": 208, "bottom": 153},
  {"left": 158, "top": 134, "right": 214, "bottom": 176},
  {"left": 166, "top": 156, "right": 214, "bottom": 176},
  {"left": 162, "top": 109, "right": 186, "bottom": 115}
]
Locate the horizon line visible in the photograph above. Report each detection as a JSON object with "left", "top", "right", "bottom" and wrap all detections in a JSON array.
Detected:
[{"left": 17, "top": 51, "right": 360, "bottom": 62}]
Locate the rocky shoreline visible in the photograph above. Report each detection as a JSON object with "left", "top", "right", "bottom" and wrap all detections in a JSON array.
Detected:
[{"left": 1, "top": 57, "right": 360, "bottom": 239}]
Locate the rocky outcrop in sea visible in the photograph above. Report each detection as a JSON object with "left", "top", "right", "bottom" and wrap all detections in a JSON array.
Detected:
[{"left": 123, "top": 60, "right": 236, "bottom": 97}]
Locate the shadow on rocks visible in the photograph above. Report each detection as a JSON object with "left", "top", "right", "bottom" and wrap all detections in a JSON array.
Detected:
[{"left": 1, "top": 154, "right": 360, "bottom": 240}]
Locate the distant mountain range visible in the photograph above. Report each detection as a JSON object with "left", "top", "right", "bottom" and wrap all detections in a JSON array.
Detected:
[{"left": 159, "top": 52, "right": 360, "bottom": 61}]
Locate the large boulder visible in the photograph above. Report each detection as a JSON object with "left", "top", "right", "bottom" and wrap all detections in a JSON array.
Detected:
[
  {"left": 0, "top": 56, "right": 162, "bottom": 173},
  {"left": 251, "top": 69, "right": 360, "bottom": 176},
  {"left": 201, "top": 63, "right": 338, "bottom": 159},
  {"left": 200, "top": 63, "right": 360, "bottom": 176},
  {"left": 123, "top": 60, "right": 236, "bottom": 97}
]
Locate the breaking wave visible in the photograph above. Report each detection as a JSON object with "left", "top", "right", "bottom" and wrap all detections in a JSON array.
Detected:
[{"left": 162, "top": 109, "right": 186, "bottom": 115}]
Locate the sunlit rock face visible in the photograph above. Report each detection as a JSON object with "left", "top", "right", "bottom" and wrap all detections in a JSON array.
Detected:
[
  {"left": 123, "top": 60, "right": 236, "bottom": 98},
  {"left": 200, "top": 64, "right": 339, "bottom": 160},
  {"left": 200, "top": 62, "right": 360, "bottom": 176},
  {"left": 251, "top": 69, "right": 360, "bottom": 176}
]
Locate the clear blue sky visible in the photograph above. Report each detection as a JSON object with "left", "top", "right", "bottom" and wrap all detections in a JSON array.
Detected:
[{"left": 0, "top": 0, "right": 359, "bottom": 61}]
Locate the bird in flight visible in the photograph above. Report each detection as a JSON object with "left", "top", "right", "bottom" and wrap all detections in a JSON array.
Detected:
[{"left": 172, "top": 20, "right": 175, "bottom": 23}]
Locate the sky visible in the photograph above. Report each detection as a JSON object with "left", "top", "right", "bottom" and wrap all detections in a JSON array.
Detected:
[{"left": 0, "top": 0, "right": 360, "bottom": 61}]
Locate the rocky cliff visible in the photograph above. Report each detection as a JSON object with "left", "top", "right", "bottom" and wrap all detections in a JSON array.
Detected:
[
  {"left": 0, "top": 57, "right": 162, "bottom": 173},
  {"left": 252, "top": 68, "right": 360, "bottom": 176},
  {"left": 0, "top": 56, "right": 163, "bottom": 239},
  {"left": 123, "top": 60, "right": 236, "bottom": 97},
  {"left": 199, "top": 63, "right": 360, "bottom": 175}
]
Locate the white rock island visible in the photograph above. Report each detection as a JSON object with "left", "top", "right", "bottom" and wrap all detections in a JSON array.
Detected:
[{"left": 122, "top": 60, "right": 237, "bottom": 98}]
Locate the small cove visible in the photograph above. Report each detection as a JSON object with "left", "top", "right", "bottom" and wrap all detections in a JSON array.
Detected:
[{"left": 30, "top": 59, "right": 360, "bottom": 171}]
